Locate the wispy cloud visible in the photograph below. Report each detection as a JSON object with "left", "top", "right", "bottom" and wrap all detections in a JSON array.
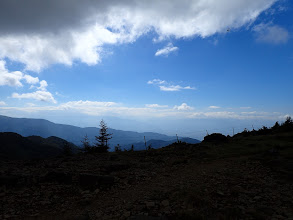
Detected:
[
  {"left": 148, "top": 79, "right": 196, "bottom": 92},
  {"left": 145, "top": 104, "right": 168, "bottom": 108},
  {"left": 155, "top": 43, "right": 178, "bottom": 57},
  {"left": 209, "top": 106, "right": 221, "bottom": 109},
  {"left": 159, "top": 85, "right": 195, "bottom": 92},
  {"left": 0, "top": 101, "right": 6, "bottom": 106},
  {"left": 0, "top": 100, "right": 287, "bottom": 121},
  {"left": 253, "top": 23, "right": 289, "bottom": 44},
  {"left": 12, "top": 91, "right": 57, "bottom": 104},
  {"left": 147, "top": 79, "right": 166, "bottom": 85}
]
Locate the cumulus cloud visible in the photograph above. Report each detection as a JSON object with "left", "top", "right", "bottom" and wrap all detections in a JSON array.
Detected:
[
  {"left": 0, "top": 0, "right": 277, "bottom": 71},
  {"left": 253, "top": 23, "right": 289, "bottom": 44},
  {"left": 9, "top": 77, "right": 56, "bottom": 103},
  {"left": 0, "top": 101, "right": 6, "bottom": 106},
  {"left": 38, "top": 80, "right": 48, "bottom": 91},
  {"left": 23, "top": 75, "right": 39, "bottom": 84},
  {"left": 0, "top": 60, "right": 40, "bottom": 87},
  {"left": 12, "top": 91, "right": 57, "bottom": 104},
  {"left": 0, "top": 60, "right": 24, "bottom": 87},
  {"left": 155, "top": 43, "right": 178, "bottom": 56},
  {"left": 0, "top": 59, "right": 56, "bottom": 103},
  {"left": 174, "top": 103, "right": 194, "bottom": 111}
]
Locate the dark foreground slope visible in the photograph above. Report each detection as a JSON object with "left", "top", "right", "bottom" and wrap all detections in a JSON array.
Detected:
[
  {"left": 0, "top": 132, "right": 77, "bottom": 159},
  {"left": 1, "top": 130, "right": 293, "bottom": 219}
]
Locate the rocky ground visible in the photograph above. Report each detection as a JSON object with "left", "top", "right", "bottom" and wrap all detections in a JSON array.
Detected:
[{"left": 1, "top": 141, "right": 293, "bottom": 220}]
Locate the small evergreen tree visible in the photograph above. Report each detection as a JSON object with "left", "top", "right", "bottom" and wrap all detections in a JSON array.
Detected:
[
  {"left": 130, "top": 144, "right": 134, "bottom": 152},
  {"left": 115, "top": 144, "right": 121, "bottom": 152},
  {"left": 95, "top": 120, "right": 112, "bottom": 153}
]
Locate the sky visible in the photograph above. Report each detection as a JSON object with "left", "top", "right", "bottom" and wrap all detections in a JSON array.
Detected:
[{"left": 0, "top": 0, "right": 292, "bottom": 140}]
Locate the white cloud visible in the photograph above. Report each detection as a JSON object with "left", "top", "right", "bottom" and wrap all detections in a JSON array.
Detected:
[
  {"left": 0, "top": 101, "right": 6, "bottom": 106},
  {"left": 12, "top": 91, "right": 57, "bottom": 104},
  {"left": 0, "top": 100, "right": 287, "bottom": 121},
  {"left": 209, "top": 106, "right": 221, "bottom": 109},
  {"left": 159, "top": 85, "right": 196, "bottom": 92},
  {"left": 174, "top": 103, "right": 194, "bottom": 111},
  {"left": 253, "top": 23, "right": 289, "bottom": 44},
  {"left": 25, "top": 103, "right": 36, "bottom": 107},
  {"left": 147, "top": 79, "right": 166, "bottom": 85},
  {"left": 38, "top": 80, "right": 48, "bottom": 91},
  {"left": 59, "top": 100, "right": 117, "bottom": 110},
  {"left": 0, "top": 60, "right": 41, "bottom": 87},
  {"left": 0, "top": 60, "right": 24, "bottom": 87},
  {"left": 0, "top": 0, "right": 277, "bottom": 71},
  {"left": 155, "top": 43, "right": 178, "bottom": 56},
  {"left": 145, "top": 104, "right": 168, "bottom": 108},
  {"left": 148, "top": 79, "right": 196, "bottom": 92},
  {"left": 0, "top": 60, "right": 56, "bottom": 104},
  {"left": 23, "top": 75, "right": 39, "bottom": 84},
  {"left": 160, "top": 85, "right": 182, "bottom": 91},
  {"left": 240, "top": 106, "right": 252, "bottom": 109}
]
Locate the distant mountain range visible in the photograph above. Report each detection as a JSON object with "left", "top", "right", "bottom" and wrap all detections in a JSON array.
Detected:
[
  {"left": 0, "top": 115, "right": 200, "bottom": 150},
  {"left": 0, "top": 132, "right": 77, "bottom": 159}
]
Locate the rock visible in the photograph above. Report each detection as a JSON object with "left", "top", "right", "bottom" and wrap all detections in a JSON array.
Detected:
[
  {"left": 123, "top": 211, "right": 131, "bottom": 218},
  {"left": 81, "top": 190, "right": 90, "bottom": 195},
  {"left": 146, "top": 201, "right": 155, "bottom": 208},
  {"left": 253, "top": 196, "right": 262, "bottom": 200},
  {"left": 40, "top": 200, "right": 51, "bottom": 206},
  {"left": 0, "top": 175, "right": 20, "bottom": 188},
  {"left": 161, "top": 200, "right": 169, "bottom": 207},
  {"left": 216, "top": 190, "right": 225, "bottom": 196},
  {"left": 135, "top": 204, "right": 145, "bottom": 211},
  {"left": 41, "top": 171, "right": 72, "bottom": 184},
  {"left": 79, "top": 174, "right": 114, "bottom": 189}
]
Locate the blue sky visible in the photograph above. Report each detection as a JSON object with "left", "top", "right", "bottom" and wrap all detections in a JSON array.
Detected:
[{"left": 0, "top": 0, "right": 292, "bottom": 139}]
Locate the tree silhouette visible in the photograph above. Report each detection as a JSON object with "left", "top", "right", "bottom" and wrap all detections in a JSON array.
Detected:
[
  {"left": 81, "top": 134, "right": 91, "bottom": 153},
  {"left": 95, "top": 120, "right": 112, "bottom": 153}
]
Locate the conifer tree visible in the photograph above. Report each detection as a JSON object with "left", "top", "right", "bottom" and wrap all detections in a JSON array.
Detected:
[{"left": 95, "top": 120, "right": 112, "bottom": 152}]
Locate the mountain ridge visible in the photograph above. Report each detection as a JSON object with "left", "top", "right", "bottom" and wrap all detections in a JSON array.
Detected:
[
  {"left": 0, "top": 115, "right": 200, "bottom": 150},
  {"left": 0, "top": 132, "right": 77, "bottom": 159}
]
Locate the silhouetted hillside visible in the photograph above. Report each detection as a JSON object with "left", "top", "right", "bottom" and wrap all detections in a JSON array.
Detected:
[
  {"left": 1, "top": 125, "right": 293, "bottom": 219},
  {"left": 125, "top": 137, "right": 200, "bottom": 150},
  {"left": 0, "top": 132, "right": 77, "bottom": 159},
  {"left": 0, "top": 115, "right": 197, "bottom": 149}
]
